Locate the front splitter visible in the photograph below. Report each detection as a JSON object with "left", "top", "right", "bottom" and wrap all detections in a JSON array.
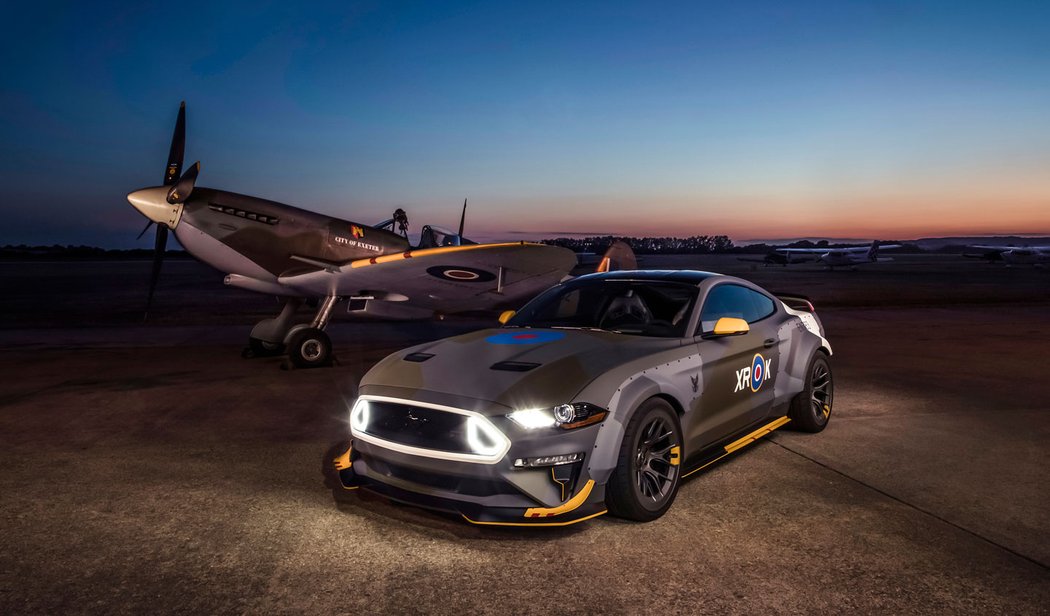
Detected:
[{"left": 338, "top": 466, "right": 607, "bottom": 527}]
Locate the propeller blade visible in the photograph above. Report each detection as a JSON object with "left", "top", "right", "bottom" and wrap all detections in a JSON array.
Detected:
[
  {"left": 458, "top": 198, "right": 467, "bottom": 237},
  {"left": 164, "top": 102, "right": 186, "bottom": 186},
  {"left": 144, "top": 225, "right": 168, "bottom": 320},
  {"left": 136, "top": 220, "right": 154, "bottom": 240},
  {"left": 167, "top": 161, "right": 200, "bottom": 204}
]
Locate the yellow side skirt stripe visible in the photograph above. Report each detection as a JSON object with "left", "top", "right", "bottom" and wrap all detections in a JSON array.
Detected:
[{"left": 684, "top": 416, "right": 790, "bottom": 478}]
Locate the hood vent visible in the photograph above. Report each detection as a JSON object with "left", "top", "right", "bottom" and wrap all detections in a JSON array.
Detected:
[
  {"left": 490, "top": 360, "right": 541, "bottom": 372},
  {"left": 403, "top": 352, "right": 435, "bottom": 363}
]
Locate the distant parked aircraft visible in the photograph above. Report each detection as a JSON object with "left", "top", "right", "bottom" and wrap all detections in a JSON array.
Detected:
[
  {"left": 737, "top": 251, "right": 816, "bottom": 267},
  {"left": 774, "top": 241, "right": 901, "bottom": 270},
  {"left": 963, "top": 245, "right": 1050, "bottom": 267}
]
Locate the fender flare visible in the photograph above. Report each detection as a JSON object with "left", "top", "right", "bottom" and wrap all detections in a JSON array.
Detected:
[{"left": 586, "top": 375, "right": 676, "bottom": 484}]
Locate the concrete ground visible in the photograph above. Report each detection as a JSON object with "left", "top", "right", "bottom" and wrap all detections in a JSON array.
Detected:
[{"left": 0, "top": 256, "right": 1048, "bottom": 614}]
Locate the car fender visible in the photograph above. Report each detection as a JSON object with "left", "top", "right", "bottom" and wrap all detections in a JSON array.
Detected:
[
  {"left": 772, "top": 320, "right": 831, "bottom": 411},
  {"left": 579, "top": 350, "right": 700, "bottom": 484}
]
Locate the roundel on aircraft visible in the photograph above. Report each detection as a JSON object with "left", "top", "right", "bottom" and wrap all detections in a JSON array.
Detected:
[{"left": 426, "top": 266, "right": 496, "bottom": 282}]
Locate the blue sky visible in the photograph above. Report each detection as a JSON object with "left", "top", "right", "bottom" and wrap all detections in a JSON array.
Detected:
[{"left": 2, "top": 1, "right": 1049, "bottom": 246}]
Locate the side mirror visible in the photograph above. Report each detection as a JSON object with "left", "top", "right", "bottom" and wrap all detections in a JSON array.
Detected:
[
  {"left": 711, "top": 317, "right": 749, "bottom": 336},
  {"left": 498, "top": 310, "right": 516, "bottom": 325}
]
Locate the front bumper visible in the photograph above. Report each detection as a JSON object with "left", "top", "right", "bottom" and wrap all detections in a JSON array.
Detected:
[
  {"left": 334, "top": 426, "right": 608, "bottom": 527},
  {"left": 339, "top": 463, "right": 607, "bottom": 526}
]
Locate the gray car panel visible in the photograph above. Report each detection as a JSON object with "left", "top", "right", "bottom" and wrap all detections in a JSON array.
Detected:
[{"left": 342, "top": 271, "right": 833, "bottom": 525}]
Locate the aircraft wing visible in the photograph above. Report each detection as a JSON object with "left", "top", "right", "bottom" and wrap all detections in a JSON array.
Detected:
[
  {"left": 277, "top": 242, "right": 577, "bottom": 313},
  {"left": 777, "top": 244, "right": 901, "bottom": 254},
  {"left": 966, "top": 244, "right": 1050, "bottom": 252}
]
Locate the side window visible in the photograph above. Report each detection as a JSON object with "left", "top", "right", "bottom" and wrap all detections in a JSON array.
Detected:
[
  {"left": 747, "top": 290, "right": 776, "bottom": 322},
  {"left": 698, "top": 284, "right": 776, "bottom": 333}
]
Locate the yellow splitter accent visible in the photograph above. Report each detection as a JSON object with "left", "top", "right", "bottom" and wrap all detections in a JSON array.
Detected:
[{"left": 524, "top": 479, "right": 596, "bottom": 518}]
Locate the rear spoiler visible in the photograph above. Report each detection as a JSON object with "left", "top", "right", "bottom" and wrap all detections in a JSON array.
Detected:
[{"left": 773, "top": 292, "right": 815, "bottom": 312}]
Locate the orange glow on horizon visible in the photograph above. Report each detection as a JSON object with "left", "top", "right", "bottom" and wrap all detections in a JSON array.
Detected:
[{"left": 467, "top": 191, "right": 1050, "bottom": 242}]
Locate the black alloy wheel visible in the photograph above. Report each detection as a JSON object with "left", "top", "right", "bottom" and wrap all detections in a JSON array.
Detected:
[
  {"left": 789, "top": 352, "right": 833, "bottom": 432},
  {"left": 607, "top": 398, "right": 682, "bottom": 521}
]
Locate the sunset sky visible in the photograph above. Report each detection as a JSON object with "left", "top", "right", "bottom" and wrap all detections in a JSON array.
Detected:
[{"left": 2, "top": 1, "right": 1049, "bottom": 247}]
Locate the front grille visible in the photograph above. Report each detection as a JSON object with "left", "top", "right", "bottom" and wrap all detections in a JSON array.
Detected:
[{"left": 363, "top": 401, "right": 472, "bottom": 454}]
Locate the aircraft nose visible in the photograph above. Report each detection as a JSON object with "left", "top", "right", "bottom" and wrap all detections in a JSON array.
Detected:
[{"left": 127, "top": 186, "right": 181, "bottom": 228}]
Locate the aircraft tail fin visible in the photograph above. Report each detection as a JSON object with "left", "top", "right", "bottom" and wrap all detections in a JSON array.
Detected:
[
  {"left": 866, "top": 240, "right": 880, "bottom": 262},
  {"left": 596, "top": 240, "right": 637, "bottom": 272}
]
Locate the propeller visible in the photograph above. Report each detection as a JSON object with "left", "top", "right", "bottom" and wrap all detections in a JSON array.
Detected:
[
  {"left": 144, "top": 102, "right": 186, "bottom": 320},
  {"left": 458, "top": 198, "right": 467, "bottom": 237},
  {"left": 136, "top": 219, "right": 154, "bottom": 240},
  {"left": 166, "top": 161, "right": 199, "bottom": 204}
]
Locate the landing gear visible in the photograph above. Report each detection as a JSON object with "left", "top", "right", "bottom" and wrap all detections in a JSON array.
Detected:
[
  {"left": 286, "top": 328, "right": 333, "bottom": 368},
  {"left": 242, "top": 295, "right": 341, "bottom": 368},
  {"left": 284, "top": 295, "right": 340, "bottom": 369},
  {"left": 243, "top": 297, "right": 303, "bottom": 358}
]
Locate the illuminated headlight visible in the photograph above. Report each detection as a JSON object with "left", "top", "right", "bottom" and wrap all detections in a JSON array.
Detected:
[
  {"left": 507, "top": 403, "right": 607, "bottom": 430},
  {"left": 466, "top": 416, "right": 505, "bottom": 456},
  {"left": 350, "top": 399, "right": 370, "bottom": 432},
  {"left": 506, "top": 408, "right": 557, "bottom": 429}
]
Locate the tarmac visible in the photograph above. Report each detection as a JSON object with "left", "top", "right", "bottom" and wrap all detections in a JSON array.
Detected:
[{"left": 1, "top": 255, "right": 1048, "bottom": 614}]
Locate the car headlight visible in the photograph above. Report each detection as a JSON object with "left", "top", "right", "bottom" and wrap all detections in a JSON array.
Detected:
[
  {"left": 507, "top": 403, "right": 607, "bottom": 430},
  {"left": 466, "top": 416, "right": 505, "bottom": 456},
  {"left": 350, "top": 399, "right": 370, "bottom": 432}
]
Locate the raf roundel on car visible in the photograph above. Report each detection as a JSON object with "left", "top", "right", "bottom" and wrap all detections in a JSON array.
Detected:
[{"left": 334, "top": 270, "right": 834, "bottom": 526}]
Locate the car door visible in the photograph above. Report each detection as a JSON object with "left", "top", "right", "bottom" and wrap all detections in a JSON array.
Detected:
[{"left": 687, "top": 283, "right": 781, "bottom": 451}]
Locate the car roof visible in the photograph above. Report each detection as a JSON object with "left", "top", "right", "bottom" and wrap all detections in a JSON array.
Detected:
[{"left": 572, "top": 269, "right": 722, "bottom": 286}]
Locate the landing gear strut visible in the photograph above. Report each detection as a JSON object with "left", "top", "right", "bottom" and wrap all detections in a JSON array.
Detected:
[{"left": 286, "top": 295, "right": 340, "bottom": 369}]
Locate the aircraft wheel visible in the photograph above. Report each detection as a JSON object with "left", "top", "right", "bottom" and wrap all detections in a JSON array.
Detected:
[
  {"left": 606, "top": 398, "right": 682, "bottom": 521},
  {"left": 789, "top": 352, "right": 833, "bottom": 432},
  {"left": 287, "top": 328, "right": 333, "bottom": 369},
  {"left": 243, "top": 337, "right": 284, "bottom": 358}
]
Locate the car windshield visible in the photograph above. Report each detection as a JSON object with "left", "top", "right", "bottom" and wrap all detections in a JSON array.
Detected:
[{"left": 506, "top": 279, "right": 698, "bottom": 338}]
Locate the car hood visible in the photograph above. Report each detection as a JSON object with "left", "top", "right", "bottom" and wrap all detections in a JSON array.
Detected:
[{"left": 360, "top": 327, "right": 689, "bottom": 413}]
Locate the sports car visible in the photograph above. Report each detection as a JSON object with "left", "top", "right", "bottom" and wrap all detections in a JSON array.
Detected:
[{"left": 334, "top": 270, "right": 834, "bottom": 525}]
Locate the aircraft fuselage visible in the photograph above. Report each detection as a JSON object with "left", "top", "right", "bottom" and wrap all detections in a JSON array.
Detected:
[{"left": 173, "top": 188, "right": 409, "bottom": 280}]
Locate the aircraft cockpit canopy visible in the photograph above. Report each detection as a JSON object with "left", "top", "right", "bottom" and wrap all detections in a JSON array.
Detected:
[{"left": 417, "top": 225, "right": 476, "bottom": 249}]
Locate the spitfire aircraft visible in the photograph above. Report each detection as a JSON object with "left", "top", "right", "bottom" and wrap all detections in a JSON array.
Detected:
[
  {"left": 128, "top": 103, "right": 630, "bottom": 368},
  {"left": 774, "top": 240, "right": 901, "bottom": 270},
  {"left": 963, "top": 244, "right": 1050, "bottom": 267}
]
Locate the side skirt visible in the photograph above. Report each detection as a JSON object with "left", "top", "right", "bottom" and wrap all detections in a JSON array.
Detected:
[{"left": 682, "top": 416, "right": 790, "bottom": 479}]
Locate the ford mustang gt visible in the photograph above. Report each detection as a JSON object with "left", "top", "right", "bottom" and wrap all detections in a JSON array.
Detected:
[{"left": 333, "top": 270, "right": 834, "bottom": 525}]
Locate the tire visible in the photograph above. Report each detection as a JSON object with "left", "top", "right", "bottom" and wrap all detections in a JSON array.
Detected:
[
  {"left": 287, "top": 328, "right": 332, "bottom": 369},
  {"left": 788, "top": 352, "right": 834, "bottom": 432},
  {"left": 606, "top": 398, "right": 683, "bottom": 521}
]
